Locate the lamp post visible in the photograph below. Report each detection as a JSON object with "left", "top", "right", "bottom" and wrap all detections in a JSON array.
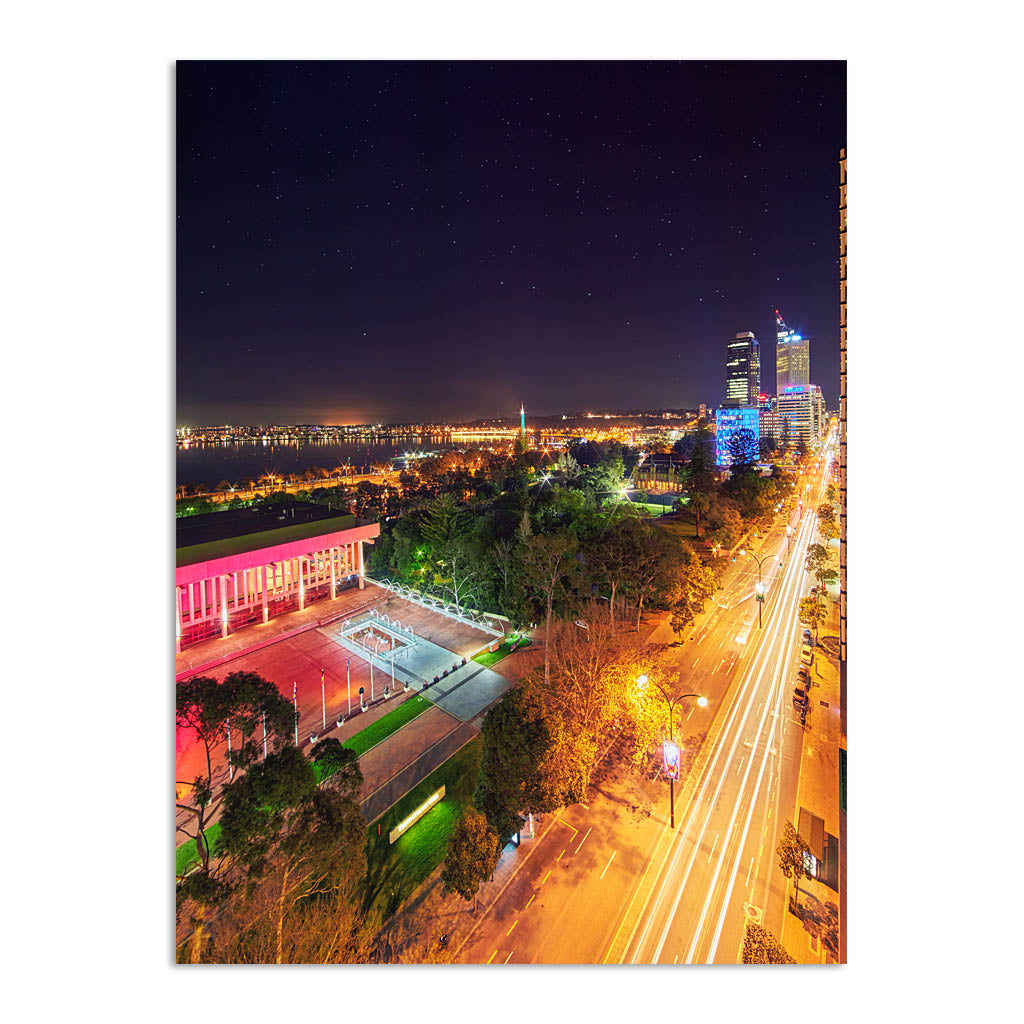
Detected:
[
  {"left": 786, "top": 524, "right": 794, "bottom": 557},
  {"left": 637, "top": 675, "right": 707, "bottom": 829},
  {"left": 741, "top": 549, "right": 782, "bottom": 629}
]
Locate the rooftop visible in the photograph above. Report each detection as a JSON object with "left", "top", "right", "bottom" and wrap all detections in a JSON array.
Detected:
[{"left": 176, "top": 503, "right": 358, "bottom": 567}]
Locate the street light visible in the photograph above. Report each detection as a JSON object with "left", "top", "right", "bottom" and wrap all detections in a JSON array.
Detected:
[
  {"left": 786, "top": 524, "right": 794, "bottom": 556},
  {"left": 637, "top": 676, "right": 707, "bottom": 829},
  {"left": 745, "top": 550, "right": 780, "bottom": 629},
  {"left": 754, "top": 580, "right": 766, "bottom": 628}
]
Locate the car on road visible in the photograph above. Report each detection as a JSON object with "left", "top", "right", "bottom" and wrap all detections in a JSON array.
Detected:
[
  {"left": 800, "top": 644, "right": 813, "bottom": 666},
  {"left": 802, "top": 628, "right": 812, "bottom": 643}
]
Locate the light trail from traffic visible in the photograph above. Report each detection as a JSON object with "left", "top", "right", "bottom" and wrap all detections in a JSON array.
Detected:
[{"left": 620, "top": 440, "right": 836, "bottom": 964}]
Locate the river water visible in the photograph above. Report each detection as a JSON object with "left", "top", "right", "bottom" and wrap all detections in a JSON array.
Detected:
[{"left": 175, "top": 436, "right": 460, "bottom": 487}]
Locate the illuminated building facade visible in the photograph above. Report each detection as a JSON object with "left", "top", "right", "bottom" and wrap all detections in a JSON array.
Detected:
[
  {"left": 758, "top": 393, "right": 778, "bottom": 445},
  {"left": 775, "top": 310, "right": 810, "bottom": 389},
  {"left": 724, "top": 332, "right": 760, "bottom": 407},
  {"left": 777, "top": 384, "right": 825, "bottom": 451},
  {"left": 175, "top": 503, "right": 379, "bottom": 650},
  {"left": 715, "top": 406, "right": 760, "bottom": 466}
]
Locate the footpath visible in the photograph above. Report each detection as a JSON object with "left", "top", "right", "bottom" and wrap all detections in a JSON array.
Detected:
[{"left": 780, "top": 598, "right": 843, "bottom": 964}]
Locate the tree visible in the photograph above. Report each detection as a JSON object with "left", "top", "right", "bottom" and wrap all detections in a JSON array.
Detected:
[
  {"left": 668, "top": 550, "right": 717, "bottom": 639},
  {"left": 796, "top": 436, "right": 809, "bottom": 461},
  {"left": 441, "top": 808, "right": 502, "bottom": 911},
  {"left": 816, "top": 501, "right": 839, "bottom": 546},
  {"left": 521, "top": 531, "right": 579, "bottom": 687},
  {"left": 175, "top": 672, "right": 294, "bottom": 961},
  {"left": 804, "top": 543, "right": 838, "bottom": 601},
  {"left": 798, "top": 597, "right": 828, "bottom": 641},
  {"left": 725, "top": 428, "right": 759, "bottom": 470},
  {"left": 210, "top": 750, "right": 366, "bottom": 964},
  {"left": 742, "top": 922, "right": 796, "bottom": 964},
  {"left": 687, "top": 490, "right": 712, "bottom": 540},
  {"left": 310, "top": 738, "right": 363, "bottom": 801},
  {"left": 776, "top": 820, "right": 813, "bottom": 911},
  {"left": 420, "top": 493, "right": 469, "bottom": 549},
  {"left": 759, "top": 435, "right": 778, "bottom": 461},
  {"left": 475, "top": 680, "right": 563, "bottom": 838}
]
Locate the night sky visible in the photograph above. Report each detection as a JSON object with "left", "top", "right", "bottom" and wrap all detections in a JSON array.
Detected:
[{"left": 177, "top": 61, "right": 845, "bottom": 426}]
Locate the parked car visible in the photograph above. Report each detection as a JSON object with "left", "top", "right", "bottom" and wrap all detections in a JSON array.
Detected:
[
  {"left": 800, "top": 645, "right": 813, "bottom": 666},
  {"left": 797, "top": 667, "right": 811, "bottom": 686},
  {"left": 802, "top": 628, "right": 812, "bottom": 644}
]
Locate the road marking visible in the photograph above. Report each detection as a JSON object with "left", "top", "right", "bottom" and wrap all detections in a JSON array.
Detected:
[
  {"left": 555, "top": 816, "right": 579, "bottom": 838},
  {"left": 673, "top": 954, "right": 679, "bottom": 964},
  {"left": 575, "top": 828, "right": 592, "bottom": 855},
  {"left": 600, "top": 850, "right": 617, "bottom": 879},
  {"left": 486, "top": 949, "right": 497, "bottom": 964},
  {"left": 736, "top": 755, "right": 744, "bottom": 776},
  {"left": 541, "top": 870, "right": 552, "bottom": 885},
  {"left": 525, "top": 895, "right": 535, "bottom": 910},
  {"left": 745, "top": 856, "right": 754, "bottom": 888},
  {"left": 708, "top": 832, "right": 719, "bottom": 864},
  {"left": 506, "top": 920, "right": 518, "bottom": 937},
  {"left": 686, "top": 707, "right": 695, "bottom": 721},
  {"left": 504, "top": 950, "right": 514, "bottom": 964},
  {"left": 693, "top": 658, "right": 701, "bottom": 668},
  {"left": 557, "top": 849, "right": 565, "bottom": 862}
]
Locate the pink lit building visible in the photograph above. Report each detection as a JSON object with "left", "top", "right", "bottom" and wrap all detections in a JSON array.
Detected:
[{"left": 175, "top": 504, "right": 380, "bottom": 650}]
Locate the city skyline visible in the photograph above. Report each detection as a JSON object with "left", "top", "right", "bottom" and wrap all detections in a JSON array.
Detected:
[{"left": 177, "top": 61, "right": 845, "bottom": 425}]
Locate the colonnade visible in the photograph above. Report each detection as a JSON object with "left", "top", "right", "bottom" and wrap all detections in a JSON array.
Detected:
[{"left": 176, "top": 539, "right": 366, "bottom": 651}]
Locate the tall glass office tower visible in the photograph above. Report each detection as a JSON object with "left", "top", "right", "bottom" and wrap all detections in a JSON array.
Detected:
[
  {"left": 724, "top": 331, "right": 760, "bottom": 407},
  {"left": 775, "top": 309, "right": 809, "bottom": 389}
]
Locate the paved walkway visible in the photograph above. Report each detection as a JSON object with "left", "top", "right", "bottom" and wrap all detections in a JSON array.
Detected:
[
  {"left": 781, "top": 600, "right": 843, "bottom": 963},
  {"left": 361, "top": 721, "right": 478, "bottom": 824},
  {"left": 357, "top": 706, "right": 462, "bottom": 799}
]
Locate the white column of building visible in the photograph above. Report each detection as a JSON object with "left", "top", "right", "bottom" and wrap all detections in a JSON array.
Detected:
[
  {"left": 261, "top": 565, "right": 269, "bottom": 624},
  {"left": 200, "top": 578, "right": 208, "bottom": 623},
  {"left": 298, "top": 555, "right": 305, "bottom": 612},
  {"left": 175, "top": 587, "right": 183, "bottom": 653},
  {"left": 242, "top": 568, "right": 249, "bottom": 608},
  {"left": 330, "top": 545, "right": 336, "bottom": 598},
  {"left": 188, "top": 581, "right": 195, "bottom": 624},
  {"left": 220, "top": 575, "right": 229, "bottom": 637},
  {"left": 357, "top": 540, "right": 365, "bottom": 589}
]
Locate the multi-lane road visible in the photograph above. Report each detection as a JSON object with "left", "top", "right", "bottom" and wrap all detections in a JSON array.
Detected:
[
  {"left": 458, "top": 437, "right": 837, "bottom": 964},
  {"left": 618, "top": 445, "right": 834, "bottom": 963}
]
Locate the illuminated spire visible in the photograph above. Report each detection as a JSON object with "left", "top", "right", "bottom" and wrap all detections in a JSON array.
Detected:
[{"left": 520, "top": 402, "right": 526, "bottom": 436}]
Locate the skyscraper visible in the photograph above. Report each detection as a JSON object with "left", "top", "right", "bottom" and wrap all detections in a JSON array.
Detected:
[
  {"left": 724, "top": 331, "right": 760, "bottom": 407},
  {"left": 775, "top": 309, "right": 810, "bottom": 389},
  {"left": 777, "top": 384, "right": 825, "bottom": 450}
]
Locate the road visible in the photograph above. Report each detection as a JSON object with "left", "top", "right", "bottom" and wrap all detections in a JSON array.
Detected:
[
  {"left": 619, "top": 435, "right": 837, "bottom": 964},
  {"left": 457, "top": 437, "right": 837, "bottom": 964}
]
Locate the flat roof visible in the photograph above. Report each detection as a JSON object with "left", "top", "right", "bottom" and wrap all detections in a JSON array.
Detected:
[{"left": 176, "top": 504, "right": 357, "bottom": 568}]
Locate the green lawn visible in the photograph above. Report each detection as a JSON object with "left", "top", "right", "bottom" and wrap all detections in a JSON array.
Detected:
[
  {"left": 473, "top": 636, "right": 530, "bottom": 668},
  {"left": 360, "top": 737, "right": 481, "bottom": 921},
  {"left": 655, "top": 515, "right": 699, "bottom": 540},
  {"left": 341, "top": 693, "right": 431, "bottom": 758},
  {"left": 176, "top": 821, "right": 221, "bottom": 877}
]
